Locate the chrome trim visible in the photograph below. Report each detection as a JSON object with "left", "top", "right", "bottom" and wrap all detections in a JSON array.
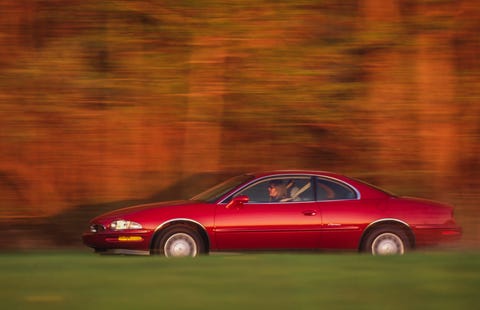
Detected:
[
  {"left": 154, "top": 218, "right": 208, "bottom": 232},
  {"left": 366, "top": 218, "right": 410, "bottom": 229},
  {"left": 224, "top": 200, "right": 317, "bottom": 205},
  {"left": 151, "top": 218, "right": 210, "bottom": 253},
  {"left": 218, "top": 173, "right": 361, "bottom": 204}
]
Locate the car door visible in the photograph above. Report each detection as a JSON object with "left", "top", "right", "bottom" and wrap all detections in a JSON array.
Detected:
[
  {"left": 314, "top": 177, "right": 382, "bottom": 249},
  {"left": 213, "top": 176, "right": 322, "bottom": 251}
]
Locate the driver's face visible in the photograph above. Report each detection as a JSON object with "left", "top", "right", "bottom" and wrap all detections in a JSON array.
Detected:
[{"left": 268, "top": 184, "right": 279, "bottom": 197}]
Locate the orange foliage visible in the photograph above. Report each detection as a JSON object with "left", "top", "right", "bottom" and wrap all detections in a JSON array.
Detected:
[{"left": 0, "top": 0, "right": 479, "bottom": 223}]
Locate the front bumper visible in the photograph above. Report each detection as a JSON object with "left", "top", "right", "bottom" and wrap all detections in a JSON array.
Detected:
[
  {"left": 82, "top": 230, "right": 152, "bottom": 253},
  {"left": 94, "top": 248, "right": 151, "bottom": 255}
]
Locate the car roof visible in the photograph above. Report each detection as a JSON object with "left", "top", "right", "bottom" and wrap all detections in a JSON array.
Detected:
[{"left": 249, "top": 170, "right": 349, "bottom": 179}]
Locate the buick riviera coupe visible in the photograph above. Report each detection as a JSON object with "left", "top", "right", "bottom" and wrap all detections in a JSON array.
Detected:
[{"left": 83, "top": 171, "right": 462, "bottom": 256}]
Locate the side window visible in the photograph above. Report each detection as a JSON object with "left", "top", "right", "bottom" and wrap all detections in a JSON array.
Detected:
[
  {"left": 316, "top": 178, "right": 357, "bottom": 201},
  {"left": 285, "top": 178, "right": 314, "bottom": 202},
  {"left": 235, "top": 177, "right": 314, "bottom": 203},
  {"left": 236, "top": 180, "right": 270, "bottom": 203}
]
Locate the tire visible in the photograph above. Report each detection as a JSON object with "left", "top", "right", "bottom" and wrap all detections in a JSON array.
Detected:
[
  {"left": 363, "top": 227, "right": 410, "bottom": 255},
  {"left": 153, "top": 226, "right": 205, "bottom": 257}
]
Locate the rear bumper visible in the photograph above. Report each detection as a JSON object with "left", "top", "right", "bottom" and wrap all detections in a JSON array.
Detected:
[{"left": 413, "top": 225, "right": 462, "bottom": 247}]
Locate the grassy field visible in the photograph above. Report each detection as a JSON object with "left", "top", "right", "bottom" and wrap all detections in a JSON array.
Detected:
[{"left": 1, "top": 251, "right": 479, "bottom": 310}]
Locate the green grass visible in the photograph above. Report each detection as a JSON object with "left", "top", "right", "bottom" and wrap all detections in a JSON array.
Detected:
[{"left": 1, "top": 251, "right": 479, "bottom": 310}]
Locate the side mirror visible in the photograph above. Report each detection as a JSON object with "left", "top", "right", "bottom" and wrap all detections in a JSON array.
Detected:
[{"left": 225, "top": 195, "right": 249, "bottom": 209}]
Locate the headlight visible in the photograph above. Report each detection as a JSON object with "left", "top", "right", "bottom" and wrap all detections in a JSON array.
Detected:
[{"left": 109, "top": 220, "right": 143, "bottom": 231}]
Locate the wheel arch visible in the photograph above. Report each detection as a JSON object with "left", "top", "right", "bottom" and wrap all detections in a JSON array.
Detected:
[
  {"left": 150, "top": 219, "right": 210, "bottom": 254},
  {"left": 359, "top": 219, "right": 415, "bottom": 251}
]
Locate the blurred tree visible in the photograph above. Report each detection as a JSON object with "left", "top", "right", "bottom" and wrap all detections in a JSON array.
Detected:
[
  {"left": 0, "top": 0, "right": 479, "bottom": 219},
  {"left": 452, "top": 0, "right": 480, "bottom": 190},
  {"left": 359, "top": 0, "right": 411, "bottom": 178},
  {"left": 414, "top": 0, "right": 459, "bottom": 193}
]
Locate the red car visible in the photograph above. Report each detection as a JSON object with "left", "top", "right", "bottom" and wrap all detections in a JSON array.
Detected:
[{"left": 82, "top": 171, "right": 462, "bottom": 256}]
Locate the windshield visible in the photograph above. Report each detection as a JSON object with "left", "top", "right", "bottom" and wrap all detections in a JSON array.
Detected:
[{"left": 190, "top": 174, "right": 255, "bottom": 203}]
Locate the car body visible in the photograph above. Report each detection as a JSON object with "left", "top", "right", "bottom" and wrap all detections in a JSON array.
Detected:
[{"left": 82, "top": 171, "right": 462, "bottom": 256}]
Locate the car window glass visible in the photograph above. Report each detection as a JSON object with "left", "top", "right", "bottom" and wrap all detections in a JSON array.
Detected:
[
  {"left": 235, "top": 177, "right": 313, "bottom": 203},
  {"left": 316, "top": 178, "right": 357, "bottom": 201},
  {"left": 191, "top": 174, "right": 254, "bottom": 202}
]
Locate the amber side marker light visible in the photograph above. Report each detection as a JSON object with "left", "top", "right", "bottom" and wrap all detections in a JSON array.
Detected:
[{"left": 118, "top": 236, "right": 144, "bottom": 242}]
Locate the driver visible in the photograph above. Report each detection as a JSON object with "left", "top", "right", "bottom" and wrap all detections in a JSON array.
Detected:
[{"left": 268, "top": 180, "right": 288, "bottom": 202}]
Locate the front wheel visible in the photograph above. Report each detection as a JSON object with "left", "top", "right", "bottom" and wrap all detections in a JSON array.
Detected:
[
  {"left": 363, "top": 227, "right": 410, "bottom": 255},
  {"left": 153, "top": 226, "right": 205, "bottom": 257}
]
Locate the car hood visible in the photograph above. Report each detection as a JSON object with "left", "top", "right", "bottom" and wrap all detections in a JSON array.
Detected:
[{"left": 91, "top": 200, "right": 198, "bottom": 221}]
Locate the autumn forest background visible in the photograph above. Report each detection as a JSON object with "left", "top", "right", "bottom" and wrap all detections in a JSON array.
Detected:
[{"left": 0, "top": 0, "right": 478, "bottom": 249}]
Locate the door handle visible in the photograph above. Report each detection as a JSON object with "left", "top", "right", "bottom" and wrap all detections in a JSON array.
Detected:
[{"left": 302, "top": 210, "right": 317, "bottom": 216}]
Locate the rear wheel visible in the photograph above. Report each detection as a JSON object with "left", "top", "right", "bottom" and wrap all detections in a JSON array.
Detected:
[
  {"left": 153, "top": 226, "right": 204, "bottom": 257},
  {"left": 363, "top": 227, "right": 410, "bottom": 255}
]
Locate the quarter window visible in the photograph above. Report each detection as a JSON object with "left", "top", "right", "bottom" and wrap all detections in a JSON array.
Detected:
[{"left": 316, "top": 178, "right": 357, "bottom": 201}]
